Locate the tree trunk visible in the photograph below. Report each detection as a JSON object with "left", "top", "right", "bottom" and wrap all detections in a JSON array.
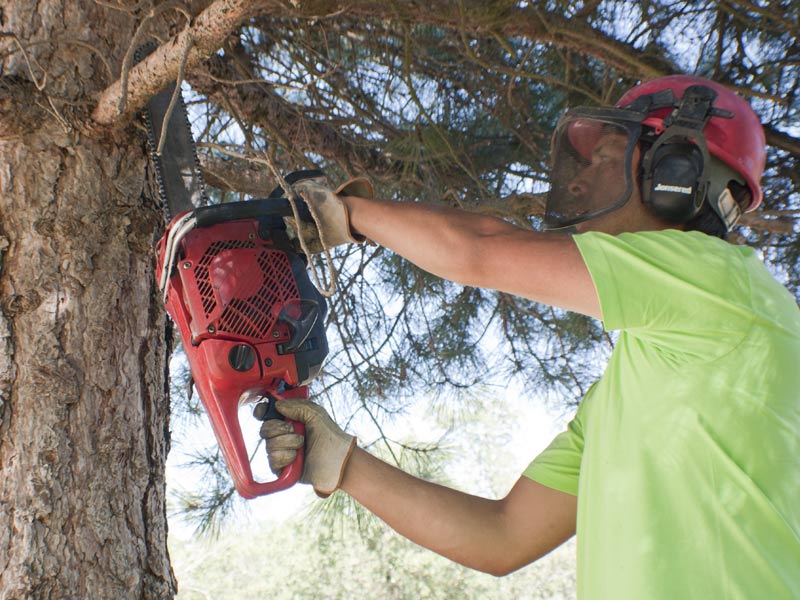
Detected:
[{"left": 0, "top": 2, "right": 176, "bottom": 597}]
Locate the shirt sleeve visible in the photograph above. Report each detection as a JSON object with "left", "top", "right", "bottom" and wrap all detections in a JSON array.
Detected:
[
  {"left": 573, "top": 230, "right": 752, "bottom": 357},
  {"left": 522, "top": 404, "right": 586, "bottom": 496}
]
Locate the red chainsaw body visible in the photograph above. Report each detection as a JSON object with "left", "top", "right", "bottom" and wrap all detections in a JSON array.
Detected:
[{"left": 156, "top": 210, "right": 327, "bottom": 498}]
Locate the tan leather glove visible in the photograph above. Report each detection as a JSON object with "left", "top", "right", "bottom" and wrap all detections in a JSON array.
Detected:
[
  {"left": 287, "top": 177, "right": 373, "bottom": 253},
  {"left": 260, "top": 400, "right": 356, "bottom": 498}
]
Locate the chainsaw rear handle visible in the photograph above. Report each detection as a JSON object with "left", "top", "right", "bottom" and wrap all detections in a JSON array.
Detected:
[
  {"left": 245, "top": 390, "right": 307, "bottom": 498},
  {"left": 253, "top": 396, "right": 308, "bottom": 490},
  {"left": 203, "top": 385, "right": 308, "bottom": 499},
  {"left": 254, "top": 420, "right": 306, "bottom": 497}
]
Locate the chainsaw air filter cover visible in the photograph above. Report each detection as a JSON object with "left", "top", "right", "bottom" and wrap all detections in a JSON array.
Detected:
[{"left": 156, "top": 203, "right": 328, "bottom": 498}]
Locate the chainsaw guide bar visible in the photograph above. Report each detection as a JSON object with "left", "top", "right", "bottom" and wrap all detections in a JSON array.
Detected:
[{"left": 135, "top": 41, "right": 208, "bottom": 219}]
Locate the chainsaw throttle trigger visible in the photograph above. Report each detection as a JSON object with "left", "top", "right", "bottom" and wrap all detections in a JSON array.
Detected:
[{"left": 253, "top": 397, "right": 283, "bottom": 421}]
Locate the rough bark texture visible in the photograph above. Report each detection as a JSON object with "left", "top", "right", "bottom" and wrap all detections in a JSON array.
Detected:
[{"left": 1, "top": 2, "right": 176, "bottom": 597}]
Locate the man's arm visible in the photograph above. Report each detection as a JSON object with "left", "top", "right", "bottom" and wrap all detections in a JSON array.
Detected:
[
  {"left": 341, "top": 447, "right": 577, "bottom": 576},
  {"left": 342, "top": 195, "right": 601, "bottom": 319},
  {"left": 266, "top": 381, "right": 576, "bottom": 576}
]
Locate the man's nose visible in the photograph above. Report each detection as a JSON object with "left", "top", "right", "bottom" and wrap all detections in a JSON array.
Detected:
[{"left": 568, "top": 173, "right": 589, "bottom": 198}]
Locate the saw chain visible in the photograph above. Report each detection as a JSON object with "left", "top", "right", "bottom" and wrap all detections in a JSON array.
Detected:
[{"left": 135, "top": 41, "right": 208, "bottom": 219}]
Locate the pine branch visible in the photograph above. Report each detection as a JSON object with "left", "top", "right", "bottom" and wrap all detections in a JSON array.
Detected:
[
  {"left": 92, "top": 0, "right": 261, "bottom": 126},
  {"left": 187, "top": 52, "right": 382, "bottom": 174}
]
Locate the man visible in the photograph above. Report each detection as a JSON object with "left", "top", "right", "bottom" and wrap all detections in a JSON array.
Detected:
[{"left": 262, "top": 75, "right": 800, "bottom": 598}]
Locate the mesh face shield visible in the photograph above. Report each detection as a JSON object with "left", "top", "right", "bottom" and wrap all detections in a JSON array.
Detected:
[{"left": 544, "top": 108, "right": 645, "bottom": 230}]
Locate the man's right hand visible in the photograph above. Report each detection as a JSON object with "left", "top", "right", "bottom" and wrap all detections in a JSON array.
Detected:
[{"left": 260, "top": 400, "right": 357, "bottom": 498}]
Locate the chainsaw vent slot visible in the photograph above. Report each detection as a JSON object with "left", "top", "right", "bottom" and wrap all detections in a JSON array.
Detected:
[
  {"left": 215, "top": 250, "right": 298, "bottom": 340},
  {"left": 195, "top": 239, "right": 257, "bottom": 316}
]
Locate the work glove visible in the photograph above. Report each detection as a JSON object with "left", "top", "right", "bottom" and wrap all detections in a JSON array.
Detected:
[
  {"left": 286, "top": 177, "right": 373, "bottom": 254},
  {"left": 260, "top": 400, "right": 356, "bottom": 498}
]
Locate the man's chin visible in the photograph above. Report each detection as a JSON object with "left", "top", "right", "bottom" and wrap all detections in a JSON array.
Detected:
[{"left": 575, "top": 212, "right": 622, "bottom": 235}]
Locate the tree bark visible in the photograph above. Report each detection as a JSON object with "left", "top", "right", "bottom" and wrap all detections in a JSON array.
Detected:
[{"left": 1, "top": 2, "right": 176, "bottom": 597}]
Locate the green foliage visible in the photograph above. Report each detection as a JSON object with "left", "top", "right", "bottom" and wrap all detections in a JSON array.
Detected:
[{"left": 170, "top": 517, "right": 577, "bottom": 600}]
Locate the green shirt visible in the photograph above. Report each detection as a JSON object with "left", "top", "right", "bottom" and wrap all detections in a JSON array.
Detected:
[{"left": 524, "top": 229, "right": 800, "bottom": 599}]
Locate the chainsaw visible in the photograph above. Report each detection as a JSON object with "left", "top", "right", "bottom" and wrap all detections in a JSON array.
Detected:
[{"left": 138, "top": 44, "right": 328, "bottom": 498}]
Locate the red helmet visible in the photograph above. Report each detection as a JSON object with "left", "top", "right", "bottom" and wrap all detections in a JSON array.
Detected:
[{"left": 616, "top": 75, "right": 766, "bottom": 212}]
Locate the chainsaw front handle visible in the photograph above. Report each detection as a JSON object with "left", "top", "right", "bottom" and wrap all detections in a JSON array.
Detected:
[{"left": 192, "top": 199, "right": 304, "bottom": 228}]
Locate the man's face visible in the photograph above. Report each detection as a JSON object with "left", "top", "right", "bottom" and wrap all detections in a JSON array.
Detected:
[
  {"left": 545, "top": 112, "right": 683, "bottom": 234},
  {"left": 545, "top": 121, "right": 639, "bottom": 229},
  {"left": 571, "top": 137, "right": 652, "bottom": 235},
  {"left": 564, "top": 133, "right": 630, "bottom": 217}
]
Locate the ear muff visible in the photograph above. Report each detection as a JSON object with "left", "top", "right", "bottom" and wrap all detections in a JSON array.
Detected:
[{"left": 641, "top": 137, "right": 708, "bottom": 223}]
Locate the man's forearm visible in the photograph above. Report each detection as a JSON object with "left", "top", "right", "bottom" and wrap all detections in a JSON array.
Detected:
[
  {"left": 342, "top": 195, "right": 520, "bottom": 287},
  {"left": 340, "top": 447, "right": 515, "bottom": 575},
  {"left": 340, "top": 448, "right": 577, "bottom": 575},
  {"left": 341, "top": 194, "right": 600, "bottom": 318}
]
